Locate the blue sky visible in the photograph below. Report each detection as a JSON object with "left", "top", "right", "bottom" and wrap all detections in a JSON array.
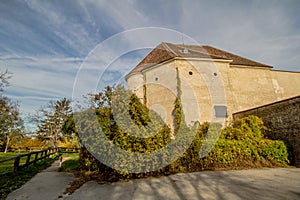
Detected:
[{"left": 1, "top": 0, "right": 300, "bottom": 131}]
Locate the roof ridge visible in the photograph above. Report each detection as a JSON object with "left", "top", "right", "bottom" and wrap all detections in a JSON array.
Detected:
[
  {"left": 201, "top": 45, "right": 272, "bottom": 67},
  {"left": 167, "top": 43, "right": 232, "bottom": 60},
  {"left": 162, "top": 42, "right": 178, "bottom": 56},
  {"left": 126, "top": 42, "right": 273, "bottom": 78},
  {"left": 179, "top": 44, "right": 231, "bottom": 60}
]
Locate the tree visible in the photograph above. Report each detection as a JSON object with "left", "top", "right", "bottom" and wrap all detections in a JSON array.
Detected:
[
  {"left": 0, "top": 70, "right": 12, "bottom": 92},
  {"left": 11, "top": 136, "right": 45, "bottom": 152},
  {"left": 0, "top": 70, "right": 24, "bottom": 153},
  {"left": 61, "top": 115, "right": 80, "bottom": 148},
  {"left": 34, "top": 98, "right": 72, "bottom": 148}
]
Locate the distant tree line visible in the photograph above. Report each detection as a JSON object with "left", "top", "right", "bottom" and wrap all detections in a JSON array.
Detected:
[{"left": 0, "top": 69, "right": 79, "bottom": 153}]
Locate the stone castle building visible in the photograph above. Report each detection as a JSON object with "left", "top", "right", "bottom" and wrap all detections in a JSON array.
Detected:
[{"left": 125, "top": 42, "right": 300, "bottom": 128}]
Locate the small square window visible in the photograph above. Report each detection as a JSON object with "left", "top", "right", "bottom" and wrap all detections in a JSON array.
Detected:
[{"left": 214, "top": 106, "right": 227, "bottom": 118}]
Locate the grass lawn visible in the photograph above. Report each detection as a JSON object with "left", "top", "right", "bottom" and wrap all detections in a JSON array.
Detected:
[
  {"left": 59, "top": 152, "right": 79, "bottom": 172},
  {"left": 0, "top": 152, "right": 44, "bottom": 175},
  {"left": 0, "top": 152, "right": 20, "bottom": 160}
]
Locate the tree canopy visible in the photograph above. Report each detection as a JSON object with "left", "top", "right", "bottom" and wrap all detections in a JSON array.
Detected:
[
  {"left": 0, "top": 70, "right": 24, "bottom": 152},
  {"left": 34, "top": 98, "right": 73, "bottom": 148}
]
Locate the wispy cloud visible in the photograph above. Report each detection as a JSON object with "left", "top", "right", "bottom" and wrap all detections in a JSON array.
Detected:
[
  {"left": 0, "top": 0, "right": 299, "bottom": 131},
  {"left": 1, "top": 55, "right": 81, "bottom": 117},
  {"left": 176, "top": 1, "right": 300, "bottom": 70}
]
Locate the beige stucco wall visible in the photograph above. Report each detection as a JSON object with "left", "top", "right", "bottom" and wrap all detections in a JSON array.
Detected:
[
  {"left": 176, "top": 59, "right": 229, "bottom": 125},
  {"left": 270, "top": 70, "right": 300, "bottom": 100},
  {"left": 225, "top": 66, "right": 300, "bottom": 117},
  {"left": 225, "top": 66, "right": 277, "bottom": 116},
  {"left": 144, "top": 62, "right": 177, "bottom": 129},
  {"left": 127, "top": 73, "right": 144, "bottom": 100},
  {"left": 127, "top": 58, "right": 300, "bottom": 127}
]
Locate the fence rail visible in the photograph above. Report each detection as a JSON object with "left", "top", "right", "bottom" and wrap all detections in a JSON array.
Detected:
[
  {"left": 0, "top": 148, "right": 59, "bottom": 173},
  {"left": 57, "top": 147, "right": 79, "bottom": 153}
]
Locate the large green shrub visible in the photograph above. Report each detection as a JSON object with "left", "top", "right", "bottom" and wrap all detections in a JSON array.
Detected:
[
  {"left": 77, "top": 85, "right": 172, "bottom": 175},
  {"left": 221, "top": 115, "right": 266, "bottom": 140},
  {"left": 202, "top": 116, "right": 288, "bottom": 168},
  {"left": 167, "top": 115, "right": 288, "bottom": 172},
  {"left": 77, "top": 85, "right": 289, "bottom": 179}
]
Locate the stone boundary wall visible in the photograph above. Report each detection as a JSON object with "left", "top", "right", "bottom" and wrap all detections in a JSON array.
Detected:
[{"left": 233, "top": 95, "right": 300, "bottom": 167}]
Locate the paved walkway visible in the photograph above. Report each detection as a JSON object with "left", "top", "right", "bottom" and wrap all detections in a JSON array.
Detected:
[
  {"left": 6, "top": 166, "right": 300, "bottom": 200},
  {"left": 6, "top": 158, "right": 75, "bottom": 200},
  {"left": 65, "top": 168, "right": 300, "bottom": 200}
]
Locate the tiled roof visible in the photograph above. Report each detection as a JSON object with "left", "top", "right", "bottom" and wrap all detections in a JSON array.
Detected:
[{"left": 127, "top": 42, "right": 272, "bottom": 77}]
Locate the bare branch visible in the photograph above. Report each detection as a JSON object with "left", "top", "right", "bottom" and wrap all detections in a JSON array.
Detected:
[{"left": 0, "top": 69, "right": 12, "bottom": 92}]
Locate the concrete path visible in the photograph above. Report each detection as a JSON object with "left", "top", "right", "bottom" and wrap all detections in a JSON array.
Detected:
[
  {"left": 6, "top": 158, "right": 75, "bottom": 200},
  {"left": 6, "top": 166, "right": 300, "bottom": 200},
  {"left": 64, "top": 168, "right": 300, "bottom": 200}
]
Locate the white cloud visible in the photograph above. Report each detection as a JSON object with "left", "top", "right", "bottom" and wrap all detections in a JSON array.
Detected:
[
  {"left": 1, "top": 51, "right": 144, "bottom": 120},
  {"left": 91, "top": 0, "right": 149, "bottom": 30},
  {"left": 176, "top": 1, "right": 300, "bottom": 71},
  {"left": 1, "top": 0, "right": 300, "bottom": 131},
  {"left": 1, "top": 55, "right": 81, "bottom": 119}
]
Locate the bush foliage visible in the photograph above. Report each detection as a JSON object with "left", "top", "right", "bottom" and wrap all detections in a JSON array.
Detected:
[
  {"left": 202, "top": 115, "right": 288, "bottom": 168},
  {"left": 77, "top": 85, "right": 289, "bottom": 179}
]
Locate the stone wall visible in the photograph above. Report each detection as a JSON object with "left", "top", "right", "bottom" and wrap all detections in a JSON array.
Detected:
[{"left": 233, "top": 96, "right": 300, "bottom": 167}]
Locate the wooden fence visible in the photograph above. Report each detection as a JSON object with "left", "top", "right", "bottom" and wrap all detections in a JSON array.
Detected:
[
  {"left": 0, "top": 148, "right": 59, "bottom": 173},
  {"left": 57, "top": 147, "right": 79, "bottom": 153}
]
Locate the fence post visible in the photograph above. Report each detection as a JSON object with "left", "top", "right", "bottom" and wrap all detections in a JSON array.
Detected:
[
  {"left": 34, "top": 152, "right": 39, "bottom": 163},
  {"left": 26, "top": 153, "right": 32, "bottom": 166},
  {"left": 14, "top": 156, "right": 20, "bottom": 174}
]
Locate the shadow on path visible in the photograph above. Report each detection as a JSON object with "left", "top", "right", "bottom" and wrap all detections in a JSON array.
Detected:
[
  {"left": 64, "top": 168, "right": 300, "bottom": 200},
  {"left": 6, "top": 165, "right": 300, "bottom": 200},
  {"left": 6, "top": 158, "right": 75, "bottom": 200}
]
